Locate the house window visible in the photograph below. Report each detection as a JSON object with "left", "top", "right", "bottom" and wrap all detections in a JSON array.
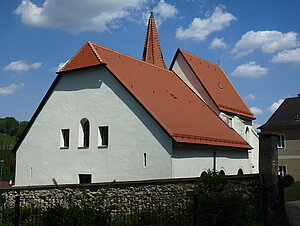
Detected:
[
  {"left": 98, "top": 126, "right": 108, "bottom": 147},
  {"left": 277, "top": 134, "right": 285, "bottom": 149},
  {"left": 79, "top": 119, "right": 90, "bottom": 148},
  {"left": 60, "top": 129, "right": 70, "bottom": 148},
  {"left": 143, "top": 153, "right": 147, "bottom": 167},
  {"left": 79, "top": 174, "right": 92, "bottom": 184},
  {"left": 278, "top": 166, "right": 287, "bottom": 177}
]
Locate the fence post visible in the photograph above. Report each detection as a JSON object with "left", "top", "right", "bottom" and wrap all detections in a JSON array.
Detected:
[
  {"left": 278, "top": 181, "right": 287, "bottom": 226},
  {"left": 193, "top": 193, "right": 200, "bottom": 226},
  {"left": 262, "top": 184, "right": 269, "bottom": 226},
  {"left": 14, "top": 196, "right": 20, "bottom": 226}
]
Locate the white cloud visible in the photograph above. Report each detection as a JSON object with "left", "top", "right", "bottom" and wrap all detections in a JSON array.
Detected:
[
  {"left": 0, "top": 83, "right": 25, "bottom": 96},
  {"left": 4, "top": 60, "right": 42, "bottom": 73},
  {"left": 209, "top": 37, "right": 227, "bottom": 49},
  {"left": 270, "top": 48, "right": 300, "bottom": 66},
  {"left": 244, "top": 94, "right": 256, "bottom": 100},
  {"left": 56, "top": 60, "right": 69, "bottom": 71},
  {"left": 142, "top": 0, "right": 177, "bottom": 27},
  {"left": 250, "top": 107, "right": 263, "bottom": 115},
  {"left": 231, "top": 30, "right": 300, "bottom": 58},
  {"left": 231, "top": 62, "right": 268, "bottom": 78},
  {"left": 268, "top": 99, "right": 284, "bottom": 113},
  {"left": 175, "top": 6, "right": 236, "bottom": 41},
  {"left": 15, "top": 0, "right": 145, "bottom": 33},
  {"left": 154, "top": 0, "right": 177, "bottom": 26}
]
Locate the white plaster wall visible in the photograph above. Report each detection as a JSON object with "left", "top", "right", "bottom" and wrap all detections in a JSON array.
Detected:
[
  {"left": 171, "top": 53, "right": 220, "bottom": 115},
  {"left": 15, "top": 67, "right": 173, "bottom": 186},
  {"left": 172, "top": 144, "right": 250, "bottom": 177},
  {"left": 219, "top": 112, "right": 259, "bottom": 174},
  {"left": 245, "top": 125, "right": 259, "bottom": 173}
]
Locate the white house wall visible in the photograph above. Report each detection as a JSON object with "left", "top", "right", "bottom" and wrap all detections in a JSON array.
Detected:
[
  {"left": 172, "top": 144, "right": 250, "bottom": 177},
  {"left": 15, "top": 67, "right": 173, "bottom": 186}
]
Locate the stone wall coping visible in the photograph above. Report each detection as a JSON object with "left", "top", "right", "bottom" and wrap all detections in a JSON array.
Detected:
[{"left": 0, "top": 174, "right": 259, "bottom": 192}]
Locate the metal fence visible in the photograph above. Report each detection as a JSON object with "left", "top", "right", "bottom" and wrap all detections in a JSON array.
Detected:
[{"left": 0, "top": 180, "right": 286, "bottom": 226}]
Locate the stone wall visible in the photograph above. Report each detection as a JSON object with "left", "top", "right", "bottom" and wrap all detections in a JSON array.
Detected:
[{"left": 0, "top": 175, "right": 260, "bottom": 211}]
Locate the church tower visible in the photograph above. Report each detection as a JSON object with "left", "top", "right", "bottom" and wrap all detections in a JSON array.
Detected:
[{"left": 142, "top": 12, "right": 167, "bottom": 69}]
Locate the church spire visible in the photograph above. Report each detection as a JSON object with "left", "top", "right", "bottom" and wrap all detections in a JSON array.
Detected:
[{"left": 142, "top": 12, "right": 167, "bottom": 69}]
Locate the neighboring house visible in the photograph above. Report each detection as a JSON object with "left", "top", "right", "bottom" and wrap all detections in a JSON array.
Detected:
[
  {"left": 13, "top": 13, "right": 258, "bottom": 186},
  {"left": 260, "top": 95, "right": 300, "bottom": 181}
]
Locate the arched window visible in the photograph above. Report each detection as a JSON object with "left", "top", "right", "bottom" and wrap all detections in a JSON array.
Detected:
[
  {"left": 238, "top": 169, "right": 244, "bottom": 176},
  {"left": 200, "top": 171, "right": 207, "bottom": 178},
  {"left": 245, "top": 127, "right": 249, "bottom": 142},
  {"left": 219, "top": 170, "right": 225, "bottom": 177},
  {"left": 79, "top": 118, "right": 90, "bottom": 148}
]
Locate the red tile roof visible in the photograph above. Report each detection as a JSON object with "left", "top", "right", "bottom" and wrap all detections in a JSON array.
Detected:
[
  {"left": 178, "top": 50, "right": 255, "bottom": 119},
  {"left": 142, "top": 12, "right": 167, "bottom": 69},
  {"left": 60, "top": 42, "right": 251, "bottom": 149}
]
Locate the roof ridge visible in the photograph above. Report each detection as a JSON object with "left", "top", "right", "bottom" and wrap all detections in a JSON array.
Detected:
[
  {"left": 87, "top": 41, "right": 104, "bottom": 63},
  {"left": 90, "top": 41, "right": 171, "bottom": 72},
  {"left": 180, "top": 49, "right": 220, "bottom": 68}
]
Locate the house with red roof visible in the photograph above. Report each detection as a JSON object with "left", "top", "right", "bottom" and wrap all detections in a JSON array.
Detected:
[{"left": 13, "top": 13, "right": 258, "bottom": 186}]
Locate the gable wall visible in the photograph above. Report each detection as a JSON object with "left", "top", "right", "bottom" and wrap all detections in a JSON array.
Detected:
[
  {"left": 15, "top": 67, "right": 173, "bottom": 186},
  {"left": 171, "top": 53, "right": 220, "bottom": 115}
]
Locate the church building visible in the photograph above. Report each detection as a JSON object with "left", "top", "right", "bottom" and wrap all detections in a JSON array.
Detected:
[{"left": 13, "top": 13, "right": 259, "bottom": 186}]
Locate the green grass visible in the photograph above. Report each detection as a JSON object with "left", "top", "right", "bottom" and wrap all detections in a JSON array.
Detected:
[
  {"left": 0, "top": 133, "right": 17, "bottom": 144},
  {"left": 285, "top": 181, "right": 300, "bottom": 202}
]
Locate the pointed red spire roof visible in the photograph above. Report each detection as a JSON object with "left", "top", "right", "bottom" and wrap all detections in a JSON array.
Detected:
[{"left": 142, "top": 12, "right": 167, "bottom": 69}]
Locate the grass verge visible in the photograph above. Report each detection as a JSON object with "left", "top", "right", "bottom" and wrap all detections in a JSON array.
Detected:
[{"left": 285, "top": 181, "right": 300, "bottom": 202}]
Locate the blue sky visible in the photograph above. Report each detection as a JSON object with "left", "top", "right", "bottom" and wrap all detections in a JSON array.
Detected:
[{"left": 1, "top": 0, "right": 300, "bottom": 130}]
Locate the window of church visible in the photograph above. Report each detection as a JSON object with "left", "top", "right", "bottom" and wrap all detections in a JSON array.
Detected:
[
  {"left": 98, "top": 126, "right": 109, "bottom": 148},
  {"left": 277, "top": 134, "right": 285, "bottom": 149},
  {"left": 79, "top": 118, "right": 90, "bottom": 148},
  {"left": 79, "top": 174, "right": 92, "bottom": 184},
  {"left": 60, "top": 129, "right": 70, "bottom": 149},
  {"left": 143, "top": 153, "right": 147, "bottom": 167}
]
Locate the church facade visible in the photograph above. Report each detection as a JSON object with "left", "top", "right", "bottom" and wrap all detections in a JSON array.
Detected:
[{"left": 13, "top": 13, "right": 258, "bottom": 186}]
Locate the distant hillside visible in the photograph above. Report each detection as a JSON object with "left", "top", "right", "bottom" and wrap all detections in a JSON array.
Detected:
[
  {"left": 0, "top": 117, "right": 28, "bottom": 182},
  {"left": 0, "top": 117, "right": 28, "bottom": 138},
  {"left": 0, "top": 133, "right": 17, "bottom": 144}
]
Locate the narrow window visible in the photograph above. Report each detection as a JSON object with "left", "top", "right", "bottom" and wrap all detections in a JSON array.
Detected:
[
  {"left": 278, "top": 166, "right": 287, "bottom": 177},
  {"left": 60, "top": 129, "right": 70, "bottom": 148},
  {"left": 83, "top": 121, "right": 90, "bottom": 147},
  {"left": 79, "top": 174, "right": 92, "bottom": 184},
  {"left": 79, "top": 119, "right": 90, "bottom": 148},
  {"left": 98, "top": 126, "right": 109, "bottom": 147},
  {"left": 277, "top": 134, "right": 285, "bottom": 149},
  {"left": 143, "top": 153, "right": 147, "bottom": 167}
]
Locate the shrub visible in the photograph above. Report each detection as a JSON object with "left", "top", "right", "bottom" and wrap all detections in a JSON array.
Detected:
[{"left": 282, "top": 174, "right": 295, "bottom": 187}]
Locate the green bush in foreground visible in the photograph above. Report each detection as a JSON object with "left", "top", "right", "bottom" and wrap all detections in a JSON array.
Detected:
[{"left": 282, "top": 174, "right": 295, "bottom": 187}]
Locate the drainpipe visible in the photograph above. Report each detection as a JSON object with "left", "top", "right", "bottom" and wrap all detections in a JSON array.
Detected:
[{"left": 213, "top": 150, "right": 217, "bottom": 172}]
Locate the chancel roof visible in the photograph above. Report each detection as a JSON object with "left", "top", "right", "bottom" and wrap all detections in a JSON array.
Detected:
[{"left": 176, "top": 50, "right": 255, "bottom": 119}]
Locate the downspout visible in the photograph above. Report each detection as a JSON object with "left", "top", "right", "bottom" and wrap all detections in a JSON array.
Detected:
[{"left": 213, "top": 150, "right": 217, "bottom": 172}]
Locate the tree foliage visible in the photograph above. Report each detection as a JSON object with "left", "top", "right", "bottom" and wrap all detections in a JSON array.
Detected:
[{"left": 0, "top": 117, "right": 28, "bottom": 138}]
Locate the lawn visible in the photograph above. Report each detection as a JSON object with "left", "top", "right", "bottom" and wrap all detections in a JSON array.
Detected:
[
  {"left": 285, "top": 181, "right": 300, "bottom": 202},
  {"left": 0, "top": 133, "right": 16, "bottom": 144}
]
